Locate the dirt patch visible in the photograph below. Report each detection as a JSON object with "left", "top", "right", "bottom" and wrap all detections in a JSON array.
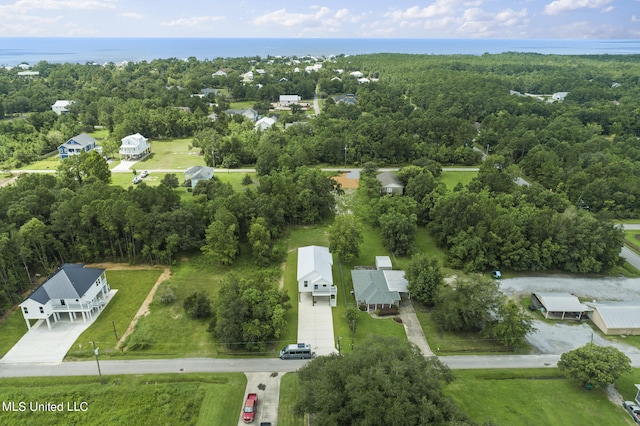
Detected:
[
  {"left": 333, "top": 172, "right": 359, "bottom": 189},
  {"left": 278, "top": 262, "right": 286, "bottom": 289},
  {"left": 116, "top": 267, "right": 170, "bottom": 349},
  {"left": 86, "top": 262, "right": 165, "bottom": 271}
]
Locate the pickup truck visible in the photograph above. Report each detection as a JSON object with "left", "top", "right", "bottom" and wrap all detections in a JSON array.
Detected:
[{"left": 242, "top": 393, "right": 258, "bottom": 423}]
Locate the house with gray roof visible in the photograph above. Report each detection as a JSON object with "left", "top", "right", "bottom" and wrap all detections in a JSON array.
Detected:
[
  {"left": 586, "top": 301, "right": 640, "bottom": 335},
  {"left": 225, "top": 108, "right": 259, "bottom": 122},
  {"left": 19, "top": 264, "right": 111, "bottom": 330},
  {"left": 376, "top": 171, "right": 404, "bottom": 196},
  {"left": 184, "top": 166, "right": 215, "bottom": 189},
  {"left": 58, "top": 133, "right": 98, "bottom": 159},
  {"left": 351, "top": 258, "right": 409, "bottom": 311}
]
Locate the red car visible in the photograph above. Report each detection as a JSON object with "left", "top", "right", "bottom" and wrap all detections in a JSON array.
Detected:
[{"left": 242, "top": 393, "right": 258, "bottom": 423}]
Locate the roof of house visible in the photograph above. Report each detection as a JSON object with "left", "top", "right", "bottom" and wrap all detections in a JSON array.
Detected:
[
  {"left": 297, "top": 246, "right": 333, "bottom": 285},
  {"left": 255, "top": 117, "right": 276, "bottom": 130},
  {"left": 121, "top": 133, "right": 148, "bottom": 147},
  {"left": 585, "top": 301, "right": 640, "bottom": 329},
  {"left": 533, "top": 292, "right": 588, "bottom": 312},
  {"left": 184, "top": 166, "right": 215, "bottom": 181},
  {"left": 382, "top": 270, "right": 408, "bottom": 293},
  {"left": 351, "top": 270, "right": 400, "bottom": 305},
  {"left": 25, "top": 264, "right": 105, "bottom": 305},
  {"left": 61, "top": 133, "right": 96, "bottom": 148},
  {"left": 53, "top": 100, "right": 74, "bottom": 107},
  {"left": 376, "top": 171, "right": 403, "bottom": 188}
]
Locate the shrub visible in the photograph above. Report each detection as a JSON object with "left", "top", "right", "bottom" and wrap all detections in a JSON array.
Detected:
[
  {"left": 241, "top": 174, "right": 253, "bottom": 185},
  {"left": 358, "top": 304, "right": 368, "bottom": 311},
  {"left": 393, "top": 316, "right": 403, "bottom": 323},
  {"left": 156, "top": 282, "right": 177, "bottom": 305},
  {"left": 377, "top": 307, "right": 399, "bottom": 317},
  {"left": 183, "top": 290, "right": 212, "bottom": 319}
]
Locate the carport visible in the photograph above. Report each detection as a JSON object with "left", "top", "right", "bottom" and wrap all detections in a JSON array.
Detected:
[{"left": 531, "top": 292, "right": 591, "bottom": 320}]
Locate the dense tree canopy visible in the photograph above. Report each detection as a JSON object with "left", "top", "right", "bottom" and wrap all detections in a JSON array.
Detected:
[{"left": 294, "top": 336, "right": 472, "bottom": 426}]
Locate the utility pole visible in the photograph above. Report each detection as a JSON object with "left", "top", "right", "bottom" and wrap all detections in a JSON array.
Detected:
[
  {"left": 344, "top": 145, "right": 347, "bottom": 166},
  {"left": 92, "top": 341, "right": 104, "bottom": 385},
  {"left": 211, "top": 145, "right": 216, "bottom": 168}
]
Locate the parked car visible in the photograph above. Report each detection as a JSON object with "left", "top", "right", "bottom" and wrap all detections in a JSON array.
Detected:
[
  {"left": 242, "top": 393, "right": 258, "bottom": 423},
  {"left": 132, "top": 175, "right": 142, "bottom": 184},
  {"left": 140, "top": 170, "right": 149, "bottom": 178},
  {"left": 623, "top": 401, "right": 640, "bottom": 423}
]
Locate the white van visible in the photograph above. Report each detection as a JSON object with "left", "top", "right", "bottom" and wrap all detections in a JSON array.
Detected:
[{"left": 279, "top": 343, "right": 314, "bottom": 360}]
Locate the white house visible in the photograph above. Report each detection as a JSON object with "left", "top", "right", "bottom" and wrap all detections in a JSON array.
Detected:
[
  {"left": 119, "top": 133, "right": 151, "bottom": 160},
  {"left": 255, "top": 116, "right": 276, "bottom": 131},
  {"left": 51, "top": 100, "right": 75, "bottom": 115},
  {"left": 552, "top": 92, "right": 569, "bottom": 101},
  {"left": 212, "top": 69, "right": 227, "bottom": 77},
  {"left": 20, "top": 264, "right": 111, "bottom": 330},
  {"left": 350, "top": 71, "right": 364, "bottom": 78},
  {"left": 297, "top": 246, "right": 336, "bottom": 306},
  {"left": 280, "top": 94, "right": 301, "bottom": 106},
  {"left": 58, "top": 133, "right": 98, "bottom": 159}
]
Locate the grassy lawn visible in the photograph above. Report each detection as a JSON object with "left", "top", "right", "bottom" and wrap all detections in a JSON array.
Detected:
[
  {"left": 17, "top": 156, "right": 60, "bottom": 171},
  {"left": 278, "top": 372, "right": 305, "bottom": 426},
  {"left": 230, "top": 101, "right": 255, "bottom": 110},
  {"left": 0, "top": 373, "right": 245, "bottom": 426},
  {"left": 415, "top": 303, "right": 527, "bottom": 354},
  {"left": 67, "top": 269, "right": 162, "bottom": 359},
  {"left": 133, "top": 138, "right": 204, "bottom": 170},
  {"left": 624, "top": 231, "right": 640, "bottom": 254},
  {"left": 0, "top": 307, "right": 29, "bottom": 358},
  {"left": 447, "top": 369, "right": 629, "bottom": 425},
  {"left": 440, "top": 169, "right": 477, "bottom": 189}
]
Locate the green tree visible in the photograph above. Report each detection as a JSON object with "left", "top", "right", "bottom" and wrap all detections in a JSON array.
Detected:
[
  {"left": 201, "top": 207, "right": 239, "bottom": 265},
  {"left": 294, "top": 336, "right": 470, "bottom": 425},
  {"left": 405, "top": 253, "right": 443, "bottom": 307},
  {"left": 247, "top": 217, "right": 276, "bottom": 266},
  {"left": 160, "top": 173, "right": 180, "bottom": 188},
  {"left": 379, "top": 211, "right": 417, "bottom": 256},
  {"left": 183, "top": 290, "right": 212, "bottom": 319},
  {"left": 213, "top": 272, "right": 290, "bottom": 351},
  {"left": 557, "top": 343, "right": 631, "bottom": 388},
  {"left": 482, "top": 299, "right": 535, "bottom": 349},
  {"left": 328, "top": 215, "right": 364, "bottom": 263},
  {"left": 432, "top": 276, "right": 502, "bottom": 332}
]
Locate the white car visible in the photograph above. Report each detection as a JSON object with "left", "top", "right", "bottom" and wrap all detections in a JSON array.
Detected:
[
  {"left": 132, "top": 175, "right": 142, "bottom": 184},
  {"left": 140, "top": 170, "right": 149, "bottom": 178},
  {"left": 623, "top": 401, "right": 640, "bottom": 423}
]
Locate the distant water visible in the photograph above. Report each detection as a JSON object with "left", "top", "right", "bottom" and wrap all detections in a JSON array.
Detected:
[{"left": 1, "top": 38, "right": 639, "bottom": 66}]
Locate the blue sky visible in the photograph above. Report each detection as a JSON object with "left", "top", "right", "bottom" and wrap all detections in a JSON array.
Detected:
[{"left": 0, "top": 0, "right": 638, "bottom": 38}]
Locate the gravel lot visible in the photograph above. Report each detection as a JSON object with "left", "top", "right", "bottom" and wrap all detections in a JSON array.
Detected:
[{"left": 499, "top": 276, "right": 640, "bottom": 355}]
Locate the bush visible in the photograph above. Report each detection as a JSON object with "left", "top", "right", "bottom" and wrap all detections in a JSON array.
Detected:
[
  {"left": 377, "top": 307, "right": 399, "bottom": 317},
  {"left": 241, "top": 174, "right": 253, "bottom": 185},
  {"left": 183, "top": 290, "right": 212, "bottom": 319},
  {"left": 393, "top": 316, "right": 403, "bottom": 323},
  {"left": 358, "top": 304, "right": 368, "bottom": 311},
  {"left": 156, "top": 282, "right": 177, "bottom": 305}
]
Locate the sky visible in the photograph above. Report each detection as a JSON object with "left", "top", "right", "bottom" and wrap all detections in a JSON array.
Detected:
[{"left": 0, "top": 0, "right": 639, "bottom": 39}]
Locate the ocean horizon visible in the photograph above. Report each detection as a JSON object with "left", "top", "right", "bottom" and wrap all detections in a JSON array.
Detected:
[{"left": 1, "top": 37, "right": 639, "bottom": 66}]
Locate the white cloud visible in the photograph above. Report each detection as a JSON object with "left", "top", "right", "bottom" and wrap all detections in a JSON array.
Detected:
[
  {"left": 121, "top": 12, "right": 144, "bottom": 20},
  {"left": 252, "top": 6, "right": 362, "bottom": 30},
  {"left": 161, "top": 16, "right": 225, "bottom": 28},
  {"left": 459, "top": 7, "right": 528, "bottom": 36},
  {"left": 543, "top": 0, "right": 612, "bottom": 15},
  {"left": 601, "top": 6, "right": 615, "bottom": 12},
  {"left": 385, "top": 1, "right": 455, "bottom": 21},
  {"left": 633, "top": 15, "right": 640, "bottom": 22},
  {"left": 9, "top": 0, "right": 116, "bottom": 10}
]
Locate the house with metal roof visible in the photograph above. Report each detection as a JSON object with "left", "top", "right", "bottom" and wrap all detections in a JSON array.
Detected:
[
  {"left": 530, "top": 292, "right": 590, "bottom": 320},
  {"left": 119, "top": 133, "right": 151, "bottom": 160},
  {"left": 19, "top": 264, "right": 111, "bottom": 330},
  {"left": 51, "top": 100, "right": 75, "bottom": 115},
  {"left": 585, "top": 301, "right": 640, "bottom": 335},
  {"left": 297, "top": 246, "right": 336, "bottom": 306},
  {"left": 58, "top": 133, "right": 98, "bottom": 159}
]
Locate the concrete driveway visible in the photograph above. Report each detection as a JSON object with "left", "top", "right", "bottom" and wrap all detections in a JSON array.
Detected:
[
  {"left": 297, "top": 293, "right": 336, "bottom": 356},
  {"left": 1, "top": 290, "right": 117, "bottom": 364},
  {"left": 239, "top": 372, "right": 283, "bottom": 426}
]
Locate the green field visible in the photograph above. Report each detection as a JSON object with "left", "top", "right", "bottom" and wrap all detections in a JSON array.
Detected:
[
  {"left": 440, "top": 169, "right": 478, "bottom": 189},
  {"left": 132, "top": 138, "right": 204, "bottom": 170},
  {"left": 67, "top": 269, "right": 163, "bottom": 359},
  {"left": 448, "top": 369, "right": 630, "bottom": 426},
  {"left": 0, "top": 373, "right": 245, "bottom": 426},
  {"left": 278, "top": 372, "right": 304, "bottom": 426}
]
